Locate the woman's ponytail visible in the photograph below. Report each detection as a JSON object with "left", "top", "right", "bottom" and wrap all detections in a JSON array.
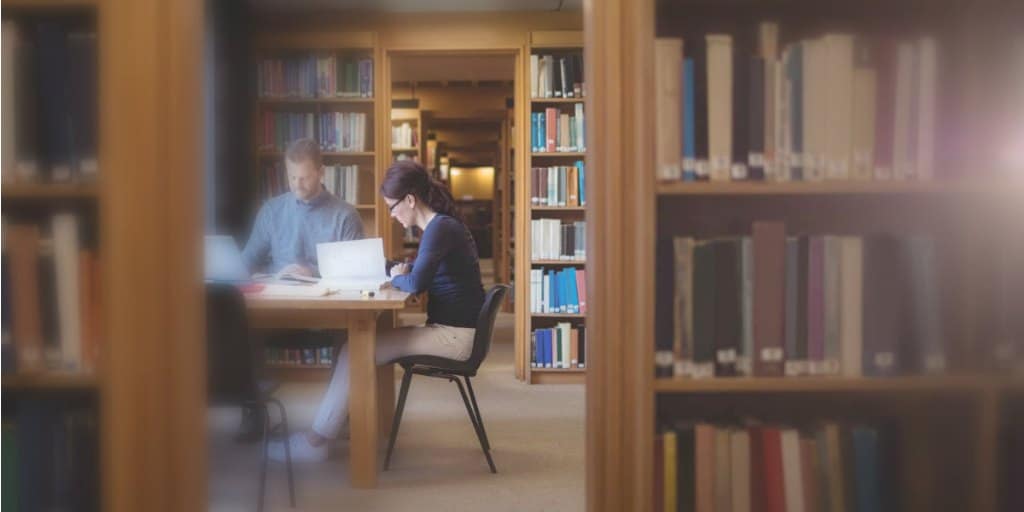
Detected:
[{"left": 381, "top": 159, "right": 459, "bottom": 219}]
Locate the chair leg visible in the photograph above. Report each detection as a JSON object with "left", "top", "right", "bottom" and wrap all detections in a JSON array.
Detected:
[
  {"left": 454, "top": 378, "right": 497, "bottom": 473},
  {"left": 258, "top": 404, "right": 270, "bottom": 512},
  {"left": 269, "top": 399, "right": 296, "bottom": 508},
  {"left": 384, "top": 368, "right": 414, "bottom": 471},
  {"left": 463, "top": 377, "right": 492, "bottom": 451}
]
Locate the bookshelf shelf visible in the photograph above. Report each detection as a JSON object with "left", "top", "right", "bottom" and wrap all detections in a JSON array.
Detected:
[
  {"left": 531, "top": 205, "right": 585, "bottom": 212},
  {"left": 531, "top": 97, "right": 585, "bottom": 104},
  {"left": 259, "top": 151, "right": 375, "bottom": 158},
  {"left": 656, "top": 180, "right": 956, "bottom": 196},
  {"left": 391, "top": 146, "right": 419, "bottom": 152},
  {"left": 355, "top": 204, "right": 376, "bottom": 209},
  {"left": 257, "top": 97, "right": 374, "bottom": 105},
  {"left": 653, "top": 376, "right": 1024, "bottom": 394},
  {"left": 532, "top": 312, "right": 585, "bottom": 319},
  {"left": 2, "top": 182, "right": 100, "bottom": 200},
  {"left": 532, "top": 367, "right": 586, "bottom": 373},
  {"left": 531, "top": 152, "right": 586, "bottom": 157},
  {"left": 532, "top": 259, "right": 586, "bottom": 265},
  {"left": 2, "top": 372, "right": 99, "bottom": 391},
  {"left": 265, "top": 364, "right": 332, "bottom": 370}
]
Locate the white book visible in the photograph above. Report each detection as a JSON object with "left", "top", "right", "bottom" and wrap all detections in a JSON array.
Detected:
[
  {"left": 840, "top": 237, "right": 864, "bottom": 377},
  {"left": 825, "top": 34, "right": 854, "bottom": 180},
  {"left": 541, "top": 273, "right": 550, "bottom": 313},
  {"left": 916, "top": 37, "right": 938, "bottom": 181},
  {"left": 780, "top": 429, "right": 806, "bottom": 512},
  {"left": 655, "top": 38, "right": 683, "bottom": 181},
  {"left": 706, "top": 34, "right": 733, "bottom": 181},
  {"left": 893, "top": 42, "right": 916, "bottom": 180},
  {"left": 530, "top": 54, "right": 539, "bottom": 98},
  {"left": 575, "top": 103, "right": 585, "bottom": 152},
  {"left": 53, "top": 214, "right": 83, "bottom": 370}
]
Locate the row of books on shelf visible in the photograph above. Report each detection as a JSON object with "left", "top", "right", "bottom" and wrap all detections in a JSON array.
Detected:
[
  {"left": 2, "top": 20, "right": 97, "bottom": 185},
  {"left": 259, "top": 112, "right": 369, "bottom": 152},
  {"left": 3, "top": 404, "right": 99, "bottom": 511},
  {"left": 654, "top": 23, "right": 939, "bottom": 183},
  {"left": 654, "top": 421, "right": 897, "bottom": 512},
  {"left": 531, "top": 219, "right": 586, "bottom": 261},
  {"left": 256, "top": 54, "right": 373, "bottom": 99},
  {"left": 656, "top": 223, "right": 953, "bottom": 380},
  {"left": 531, "top": 162, "right": 587, "bottom": 206},
  {"left": 530, "top": 324, "right": 587, "bottom": 369},
  {"left": 260, "top": 163, "right": 362, "bottom": 204},
  {"left": 530, "top": 53, "right": 584, "bottom": 99},
  {"left": 531, "top": 106, "right": 586, "bottom": 153},
  {"left": 530, "top": 267, "right": 587, "bottom": 314},
  {"left": 2, "top": 215, "right": 101, "bottom": 375},
  {"left": 392, "top": 121, "right": 418, "bottom": 149},
  {"left": 264, "top": 346, "right": 334, "bottom": 367}
]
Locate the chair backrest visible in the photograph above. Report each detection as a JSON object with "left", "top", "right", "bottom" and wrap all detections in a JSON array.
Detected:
[
  {"left": 205, "top": 282, "right": 259, "bottom": 404},
  {"left": 463, "top": 284, "right": 510, "bottom": 372}
]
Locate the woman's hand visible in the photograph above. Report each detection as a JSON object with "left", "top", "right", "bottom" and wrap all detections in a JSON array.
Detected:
[{"left": 391, "top": 262, "right": 411, "bottom": 276}]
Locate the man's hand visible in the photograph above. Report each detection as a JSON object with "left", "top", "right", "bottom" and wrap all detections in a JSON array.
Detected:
[
  {"left": 277, "top": 263, "right": 313, "bottom": 278},
  {"left": 391, "top": 262, "right": 411, "bottom": 276}
]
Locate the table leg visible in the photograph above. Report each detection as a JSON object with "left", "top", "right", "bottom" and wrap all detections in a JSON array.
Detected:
[
  {"left": 378, "top": 363, "right": 395, "bottom": 438},
  {"left": 348, "top": 311, "right": 378, "bottom": 488}
]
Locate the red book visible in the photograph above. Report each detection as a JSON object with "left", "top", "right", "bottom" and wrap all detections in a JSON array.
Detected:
[
  {"left": 576, "top": 269, "right": 587, "bottom": 314},
  {"left": 753, "top": 221, "right": 786, "bottom": 376},
  {"left": 545, "top": 107, "right": 558, "bottom": 152},
  {"left": 761, "top": 428, "right": 787, "bottom": 512}
]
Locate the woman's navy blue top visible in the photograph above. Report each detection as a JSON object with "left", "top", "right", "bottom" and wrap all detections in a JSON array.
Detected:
[{"left": 390, "top": 214, "right": 485, "bottom": 328}]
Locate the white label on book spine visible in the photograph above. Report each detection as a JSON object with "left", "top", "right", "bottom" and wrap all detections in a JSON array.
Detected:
[
  {"left": 822, "top": 359, "right": 841, "bottom": 375},
  {"left": 784, "top": 360, "right": 806, "bottom": 377},
  {"left": 789, "top": 152, "right": 803, "bottom": 167},
  {"left": 761, "top": 347, "right": 784, "bottom": 362},
  {"left": 682, "top": 158, "right": 697, "bottom": 175},
  {"left": 674, "top": 360, "right": 693, "bottom": 377},
  {"left": 749, "top": 153, "right": 766, "bottom": 168},
  {"left": 924, "top": 354, "right": 947, "bottom": 373},
  {"left": 736, "top": 357, "right": 752, "bottom": 376},
  {"left": 691, "top": 363, "right": 715, "bottom": 379},
  {"left": 874, "top": 352, "right": 895, "bottom": 369},
  {"left": 695, "top": 160, "right": 711, "bottom": 178},
  {"left": 716, "top": 348, "right": 737, "bottom": 364},
  {"left": 730, "top": 163, "right": 748, "bottom": 180},
  {"left": 874, "top": 165, "right": 893, "bottom": 180}
]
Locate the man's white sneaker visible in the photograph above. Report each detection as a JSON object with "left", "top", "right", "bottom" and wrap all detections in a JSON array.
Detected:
[{"left": 268, "top": 433, "right": 328, "bottom": 463}]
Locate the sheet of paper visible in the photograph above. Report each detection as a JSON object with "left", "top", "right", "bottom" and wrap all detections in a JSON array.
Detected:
[
  {"left": 316, "top": 238, "right": 389, "bottom": 290},
  {"left": 259, "top": 284, "right": 332, "bottom": 297}
]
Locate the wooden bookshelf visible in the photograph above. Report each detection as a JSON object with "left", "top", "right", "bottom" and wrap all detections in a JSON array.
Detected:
[
  {"left": 587, "top": 1, "right": 1024, "bottom": 511},
  {"left": 252, "top": 31, "right": 381, "bottom": 244},
  {"left": 2, "top": 372, "right": 99, "bottom": 392},
  {"left": 251, "top": 31, "right": 384, "bottom": 378},
  {"left": 2, "top": 182, "right": 101, "bottom": 200},
  {"left": 516, "top": 31, "right": 588, "bottom": 385}
]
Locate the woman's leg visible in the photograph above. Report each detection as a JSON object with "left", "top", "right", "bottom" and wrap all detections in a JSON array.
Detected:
[{"left": 310, "top": 324, "right": 473, "bottom": 440}]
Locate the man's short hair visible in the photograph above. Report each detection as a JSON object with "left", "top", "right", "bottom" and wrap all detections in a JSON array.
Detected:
[{"left": 285, "top": 138, "right": 323, "bottom": 169}]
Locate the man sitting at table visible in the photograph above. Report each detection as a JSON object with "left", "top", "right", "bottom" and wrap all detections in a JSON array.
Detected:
[
  {"left": 236, "top": 137, "right": 363, "bottom": 442},
  {"left": 242, "top": 137, "right": 364, "bottom": 277}
]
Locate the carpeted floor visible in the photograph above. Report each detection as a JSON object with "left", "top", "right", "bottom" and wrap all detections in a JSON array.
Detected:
[{"left": 208, "top": 312, "right": 585, "bottom": 511}]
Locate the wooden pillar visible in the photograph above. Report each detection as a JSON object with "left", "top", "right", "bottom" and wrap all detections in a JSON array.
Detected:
[{"left": 101, "top": 0, "right": 205, "bottom": 510}]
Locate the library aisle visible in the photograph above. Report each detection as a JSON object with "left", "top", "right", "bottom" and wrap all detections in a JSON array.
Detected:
[{"left": 208, "top": 312, "right": 584, "bottom": 512}]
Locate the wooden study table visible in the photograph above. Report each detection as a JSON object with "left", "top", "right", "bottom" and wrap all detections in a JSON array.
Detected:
[{"left": 245, "top": 288, "right": 412, "bottom": 489}]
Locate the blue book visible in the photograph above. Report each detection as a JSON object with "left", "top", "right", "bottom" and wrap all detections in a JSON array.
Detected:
[
  {"left": 575, "top": 160, "right": 585, "bottom": 205},
  {"left": 544, "top": 330, "right": 553, "bottom": 367},
  {"left": 682, "top": 58, "right": 697, "bottom": 181},
  {"left": 538, "top": 330, "right": 546, "bottom": 367},
  {"left": 548, "top": 270, "right": 557, "bottom": 313},
  {"left": 560, "top": 269, "right": 570, "bottom": 313},
  {"left": 788, "top": 43, "right": 804, "bottom": 181},
  {"left": 531, "top": 113, "right": 539, "bottom": 152},
  {"left": 567, "top": 267, "right": 580, "bottom": 313},
  {"left": 852, "top": 427, "right": 881, "bottom": 512}
]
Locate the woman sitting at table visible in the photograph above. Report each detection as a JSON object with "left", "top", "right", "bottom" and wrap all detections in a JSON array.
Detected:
[{"left": 269, "top": 159, "right": 486, "bottom": 462}]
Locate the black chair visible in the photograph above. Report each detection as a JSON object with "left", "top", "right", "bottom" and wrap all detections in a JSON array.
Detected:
[
  {"left": 383, "top": 284, "right": 509, "bottom": 474},
  {"left": 205, "top": 283, "right": 296, "bottom": 511}
]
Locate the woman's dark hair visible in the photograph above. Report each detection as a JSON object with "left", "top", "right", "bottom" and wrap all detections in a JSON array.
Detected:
[{"left": 380, "top": 160, "right": 458, "bottom": 218}]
